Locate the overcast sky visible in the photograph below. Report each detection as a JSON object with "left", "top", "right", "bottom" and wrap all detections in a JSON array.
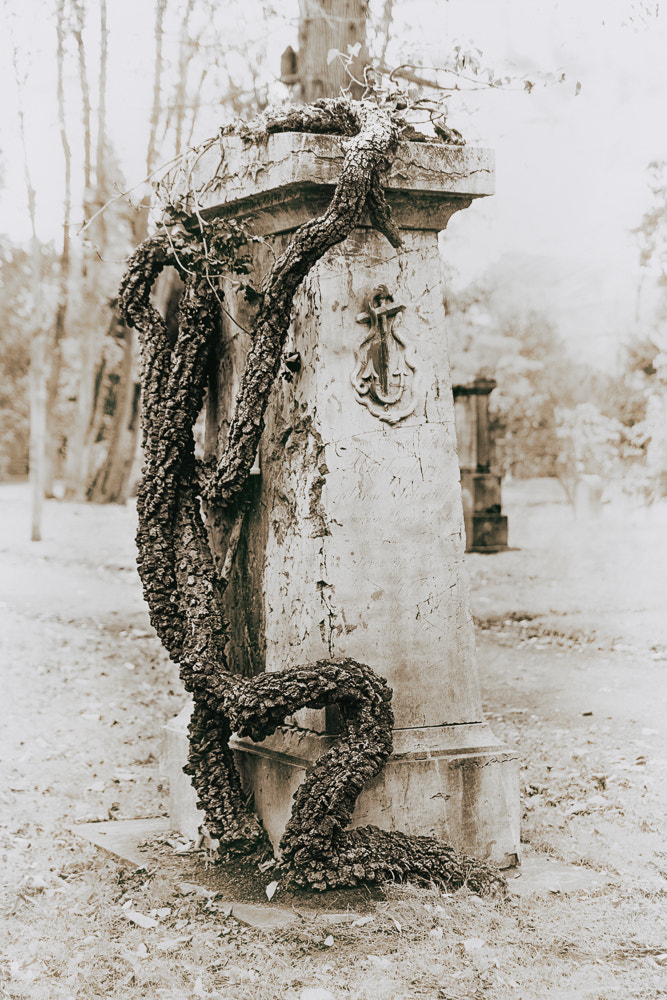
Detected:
[{"left": 1, "top": 0, "right": 665, "bottom": 364}]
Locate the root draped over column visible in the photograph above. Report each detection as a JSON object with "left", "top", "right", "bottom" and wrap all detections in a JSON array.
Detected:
[{"left": 119, "top": 98, "right": 505, "bottom": 895}]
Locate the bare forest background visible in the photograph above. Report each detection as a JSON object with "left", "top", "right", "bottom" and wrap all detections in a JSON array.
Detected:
[{"left": 2, "top": 0, "right": 667, "bottom": 538}]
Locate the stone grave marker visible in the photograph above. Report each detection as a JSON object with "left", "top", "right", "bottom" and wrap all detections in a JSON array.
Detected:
[{"left": 162, "top": 129, "right": 520, "bottom": 868}]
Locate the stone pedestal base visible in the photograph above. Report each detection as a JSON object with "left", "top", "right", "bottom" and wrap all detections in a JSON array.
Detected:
[
  {"left": 231, "top": 724, "right": 520, "bottom": 868},
  {"left": 467, "top": 512, "right": 509, "bottom": 553},
  {"left": 161, "top": 704, "right": 520, "bottom": 868},
  {"left": 160, "top": 704, "right": 205, "bottom": 841},
  {"left": 460, "top": 470, "right": 509, "bottom": 553}
]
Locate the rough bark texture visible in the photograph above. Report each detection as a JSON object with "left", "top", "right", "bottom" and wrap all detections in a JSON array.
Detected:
[
  {"left": 297, "top": 0, "right": 369, "bottom": 103},
  {"left": 119, "top": 99, "right": 504, "bottom": 895}
]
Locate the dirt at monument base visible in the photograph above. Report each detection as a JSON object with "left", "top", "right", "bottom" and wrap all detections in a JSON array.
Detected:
[{"left": 1, "top": 478, "right": 667, "bottom": 999}]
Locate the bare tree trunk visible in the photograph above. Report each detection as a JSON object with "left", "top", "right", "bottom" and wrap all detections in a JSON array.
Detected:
[
  {"left": 146, "top": 0, "right": 167, "bottom": 180},
  {"left": 29, "top": 328, "right": 47, "bottom": 540},
  {"left": 63, "top": 321, "right": 99, "bottom": 498},
  {"left": 45, "top": 0, "right": 73, "bottom": 496},
  {"left": 87, "top": 328, "right": 139, "bottom": 502},
  {"left": 377, "top": 0, "right": 394, "bottom": 64},
  {"left": 64, "top": 0, "right": 112, "bottom": 500},
  {"left": 298, "top": 0, "right": 369, "bottom": 102},
  {"left": 11, "top": 33, "right": 47, "bottom": 538},
  {"left": 71, "top": 0, "right": 92, "bottom": 220},
  {"left": 63, "top": 0, "right": 103, "bottom": 500},
  {"left": 84, "top": 0, "right": 167, "bottom": 502},
  {"left": 174, "top": 0, "right": 195, "bottom": 156},
  {"left": 95, "top": 0, "right": 108, "bottom": 247},
  {"left": 61, "top": 0, "right": 96, "bottom": 501}
]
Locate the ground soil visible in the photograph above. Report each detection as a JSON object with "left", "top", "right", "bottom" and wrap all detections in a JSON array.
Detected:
[{"left": 1, "top": 478, "right": 666, "bottom": 999}]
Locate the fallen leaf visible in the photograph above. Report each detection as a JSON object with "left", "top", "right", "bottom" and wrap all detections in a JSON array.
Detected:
[
  {"left": 564, "top": 801, "right": 589, "bottom": 817},
  {"left": 367, "top": 955, "right": 392, "bottom": 969},
  {"left": 323, "top": 935, "right": 334, "bottom": 947},
  {"left": 178, "top": 881, "right": 214, "bottom": 897},
  {"left": 265, "top": 880, "right": 279, "bottom": 901},
  {"left": 9, "top": 960, "right": 41, "bottom": 983},
  {"left": 156, "top": 936, "right": 192, "bottom": 952},
  {"left": 25, "top": 874, "right": 49, "bottom": 891},
  {"left": 124, "top": 910, "right": 158, "bottom": 929},
  {"left": 463, "top": 938, "right": 486, "bottom": 952},
  {"left": 351, "top": 914, "right": 375, "bottom": 927}
]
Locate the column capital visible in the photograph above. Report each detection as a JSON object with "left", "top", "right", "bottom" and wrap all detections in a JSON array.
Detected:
[{"left": 160, "top": 133, "right": 495, "bottom": 235}]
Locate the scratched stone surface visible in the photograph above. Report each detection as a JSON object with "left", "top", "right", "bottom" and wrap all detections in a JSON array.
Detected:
[
  {"left": 159, "top": 134, "right": 494, "bottom": 234},
  {"left": 252, "top": 230, "right": 481, "bottom": 729},
  {"left": 191, "top": 133, "right": 519, "bottom": 864}
]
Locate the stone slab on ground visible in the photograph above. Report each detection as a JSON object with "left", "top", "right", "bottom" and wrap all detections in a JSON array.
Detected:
[
  {"left": 72, "top": 818, "right": 609, "bottom": 929},
  {"left": 71, "top": 818, "right": 171, "bottom": 868},
  {"left": 508, "top": 849, "right": 609, "bottom": 897},
  {"left": 229, "top": 902, "right": 298, "bottom": 929}
]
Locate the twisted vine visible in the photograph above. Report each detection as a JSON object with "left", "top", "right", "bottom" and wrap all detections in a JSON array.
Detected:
[{"left": 119, "top": 99, "right": 504, "bottom": 895}]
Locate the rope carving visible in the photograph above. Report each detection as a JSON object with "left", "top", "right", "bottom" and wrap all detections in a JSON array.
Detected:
[{"left": 119, "top": 99, "right": 504, "bottom": 894}]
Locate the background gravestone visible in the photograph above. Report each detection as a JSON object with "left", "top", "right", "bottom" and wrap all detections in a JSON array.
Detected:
[{"left": 453, "top": 377, "right": 509, "bottom": 552}]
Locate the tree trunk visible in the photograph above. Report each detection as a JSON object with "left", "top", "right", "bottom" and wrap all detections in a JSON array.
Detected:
[
  {"left": 29, "top": 329, "right": 47, "bottom": 541},
  {"left": 298, "top": 0, "right": 369, "bottom": 102},
  {"left": 72, "top": 0, "right": 92, "bottom": 208},
  {"left": 63, "top": 322, "right": 100, "bottom": 499},
  {"left": 87, "top": 326, "right": 140, "bottom": 503},
  {"left": 173, "top": 0, "right": 195, "bottom": 157},
  {"left": 45, "top": 0, "right": 72, "bottom": 497},
  {"left": 12, "top": 32, "right": 48, "bottom": 538},
  {"left": 146, "top": 0, "right": 167, "bottom": 178},
  {"left": 95, "top": 0, "right": 108, "bottom": 248},
  {"left": 81, "top": 0, "right": 167, "bottom": 502}
]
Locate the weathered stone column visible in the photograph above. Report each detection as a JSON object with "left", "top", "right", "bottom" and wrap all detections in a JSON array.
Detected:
[
  {"left": 454, "top": 378, "right": 509, "bottom": 553},
  {"left": 165, "top": 132, "right": 519, "bottom": 867}
]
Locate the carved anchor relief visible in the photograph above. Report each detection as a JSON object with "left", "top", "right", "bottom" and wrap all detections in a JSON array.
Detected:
[{"left": 351, "top": 285, "right": 418, "bottom": 424}]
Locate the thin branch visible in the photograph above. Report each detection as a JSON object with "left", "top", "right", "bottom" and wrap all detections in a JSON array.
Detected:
[
  {"left": 76, "top": 150, "right": 191, "bottom": 236},
  {"left": 378, "top": 61, "right": 557, "bottom": 93}
]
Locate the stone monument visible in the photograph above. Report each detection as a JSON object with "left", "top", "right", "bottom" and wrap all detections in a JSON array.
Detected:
[
  {"left": 162, "top": 131, "right": 520, "bottom": 868},
  {"left": 453, "top": 377, "right": 509, "bottom": 553}
]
